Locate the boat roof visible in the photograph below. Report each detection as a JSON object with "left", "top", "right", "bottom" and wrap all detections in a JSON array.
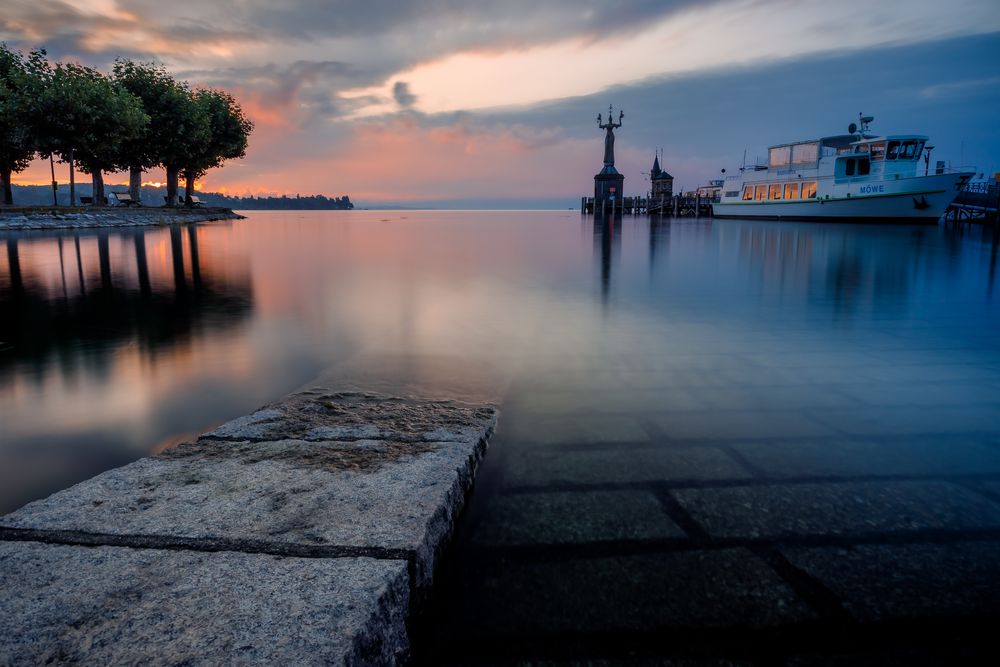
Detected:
[
  {"left": 851, "top": 134, "right": 929, "bottom": 144},
  {"left": 768, "top": 134, "right": 929, "bottom": 151}
]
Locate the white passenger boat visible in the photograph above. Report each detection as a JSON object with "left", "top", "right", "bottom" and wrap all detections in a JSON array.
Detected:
[{"left": 713, "top": 115, "right": 973, "bottom": 223}]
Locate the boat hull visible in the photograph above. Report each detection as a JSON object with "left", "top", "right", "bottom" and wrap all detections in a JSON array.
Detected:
[{"left": 713, "top": 172, "right": 969, "bottom": 223}]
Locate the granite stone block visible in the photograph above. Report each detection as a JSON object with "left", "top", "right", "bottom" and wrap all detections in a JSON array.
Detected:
[
  {"left": 445, "top": 549, "right": 814, "bottom": 636},
  {"left": 674, "top": 481, "right": 1000, "bottom": 539},
  {"left": 471, "top": 490, "right": 686, "bottom": 545},
  {"left": 783, "top": 541, "right": 1000, "bottom": 621},
  {"left": 2, "top": 390, "right": 498, "bottom": 589},
  {"left": 504, "top": 446, "right": 750, "bottom": 487},
  {"left": 0, "top": 541, "right": 409, "bottom": 666}
]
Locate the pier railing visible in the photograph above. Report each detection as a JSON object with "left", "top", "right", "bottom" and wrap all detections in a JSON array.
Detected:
[
  {"left": 581, "top": 195, "right": 715, "bottom": 217},
  {"left": 944, "top": 181, "right": 1000, "bottom": 224}
]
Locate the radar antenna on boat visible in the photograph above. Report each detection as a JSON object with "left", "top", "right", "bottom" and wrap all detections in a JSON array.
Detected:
[{"left": 858, "top": 112, "right": 874, "bottom": 133}]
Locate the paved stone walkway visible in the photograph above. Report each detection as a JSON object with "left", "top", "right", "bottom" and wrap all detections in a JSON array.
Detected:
[
  {"left": 0, "top": 390, "right": 496, "bottom": 666},
  {"left": 417, "top": 384, "right": 1000, "bottom": 664}
]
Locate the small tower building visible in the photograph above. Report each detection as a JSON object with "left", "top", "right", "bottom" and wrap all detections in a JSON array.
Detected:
[{"left": 650, "top": 153, "right": 674, "bottom": 199}]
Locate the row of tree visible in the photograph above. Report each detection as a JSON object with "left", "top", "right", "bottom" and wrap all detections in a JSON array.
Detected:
[
  {"left": 0, "top": 45, "right": 253, "bottom": 207},
  {"left": 208, "top": 193, "right": 355, "bottom": 210}
]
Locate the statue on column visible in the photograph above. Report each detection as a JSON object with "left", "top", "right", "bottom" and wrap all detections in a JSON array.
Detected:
[{"left": 596, "top": 106, "right": 624, "bottom": 167}]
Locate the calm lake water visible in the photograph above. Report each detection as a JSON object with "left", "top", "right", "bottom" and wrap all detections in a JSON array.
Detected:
[
  {"left": 2, "top": 211, "right": 999, "bottom": 514},
  {"left": 4, "top": 210, "right": 1000, "bottom": 659}
]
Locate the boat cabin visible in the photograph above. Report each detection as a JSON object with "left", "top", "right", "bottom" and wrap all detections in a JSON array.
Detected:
[{"left": 833, "top": 135, "right": 927, "bottom": 182}]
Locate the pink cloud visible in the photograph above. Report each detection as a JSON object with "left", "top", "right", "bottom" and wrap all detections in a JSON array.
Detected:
[{"left": 199, "top": 117, "right": 651, "bottom": 201}]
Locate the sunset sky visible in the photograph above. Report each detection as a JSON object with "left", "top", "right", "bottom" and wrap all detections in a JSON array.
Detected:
[{"left": 3, "top": 0, "right": 1000, "bottom": 207}]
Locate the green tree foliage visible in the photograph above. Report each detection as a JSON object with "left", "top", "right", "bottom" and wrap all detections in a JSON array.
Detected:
[
  {"left": 113, "top": 60, "right": 208, "bottom": 204},
  {"left": 0, "top": 44, "right": 41, "bottom": 205},
  {"left": 181, "top": 89, "right": 253, "bottom": 206},
  {"left": 1, "top": 49, "right": 252, "bottom": 209},
  {"left": 29, "top": 62, "right": 148, "bottom": 206}
]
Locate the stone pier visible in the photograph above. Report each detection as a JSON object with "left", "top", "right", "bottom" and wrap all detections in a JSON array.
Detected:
[{"left": 0, "top": 390, "right": 497, "bottom": 666}]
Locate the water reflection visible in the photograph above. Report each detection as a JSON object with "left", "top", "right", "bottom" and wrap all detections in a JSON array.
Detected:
[
  {"left": 1, "top": 227, "right": 252, "bottom": 377},
  {"left": 0, "top": 225, "right": 253, "bottom": 512},
  {"left": 592, "top": 214, "right": 621, "bottom": 301},
  {"left": 1, "top": 211, "right": 999, "bottom": 515},
  {"left": 648, "top": 216, "right": 670, "bottom": 278}
]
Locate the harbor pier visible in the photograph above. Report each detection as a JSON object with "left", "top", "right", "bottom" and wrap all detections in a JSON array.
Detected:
[
  {"left": 580, "top": 194, "right": 714, "bottom": 217},
  {"left": 944, "top": 181, "right": 1000, "bottom": 225}
]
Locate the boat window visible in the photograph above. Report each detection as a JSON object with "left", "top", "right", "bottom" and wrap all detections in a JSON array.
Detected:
[
  {"left": 886, "top": 141, "right": 900, "bottom": 160},
  {"left": 791, "top": 142, "right": 819, "bottom": 163},
  {"left": 855, "top": 144, "right": 869, "bottom": 153},
  {"left": 769, "top": 146, "right": 791, "bottom": 168},
  {"left": 754, "top": 185, "right": 767, "bottom": 201},
  {"left": 899, "top": 140, "right": 920, "bottom": 160},
  {"left": 784, "top": 183, "right": 799, "bottom": 199},
  {"left": 858, "top": 158, "right": 871, "bottom": 176},
  {"left": 845, "top": 159, "right": 855, "bottom": 177},
  {"left": 912, "top": 141, "right": 925, "bottom": 160},
  {"left": 801, "top": 181, "right": 817, "bottom": 198},
  {"left": 870, "top": 143, "right": 885, "bottom": 161},
  {"left": 768, "top": 184, "right": 782, "bottom": 200},
  {"left": 742, "top": 186, "right": 753, "bottom": 200}
]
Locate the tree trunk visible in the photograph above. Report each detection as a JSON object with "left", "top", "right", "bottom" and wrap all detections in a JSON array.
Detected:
[
  {"left": 91, "top": 170, "right": 105, "bottom": 207},
  {"left": 49, "top": 156, "right": 58, "bottom": 206},
  {"left": 184, "top": 173, "right": 196, "bottom": 207},
  {"left": 0, "top": 164, "right": 12, "bottom": 206},
  {"left": 69, "top": 149, "right": 76, "bottom": 207},
  {"left": 165, "top": 165, "right": 179, "bottom": 206},
  {"left": 129, "top": 166, "right": 142, "bottom": 203}
]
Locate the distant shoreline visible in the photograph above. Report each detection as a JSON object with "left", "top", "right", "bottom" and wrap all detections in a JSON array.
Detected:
[{"left": 0, "top": 207, "right": 243, "bottom": 231}]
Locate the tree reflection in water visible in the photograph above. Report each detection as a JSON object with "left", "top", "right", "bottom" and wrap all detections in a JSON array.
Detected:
[{"left": 1, "top": 225, "right": 252, "bottom": 379}]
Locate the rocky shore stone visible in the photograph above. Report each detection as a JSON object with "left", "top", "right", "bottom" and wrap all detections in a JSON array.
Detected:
[
  {"left": 3, "top": 390, "right": 496, "bottom": 588},
  {"left": 0, "top": 389, "right": 497, "bottom": 666},
  {"left": 0, "top": 541, "right": 410, "bottom": 666},
  {"left": 0, "top": 207, "right": 242, "bottom": 230}
]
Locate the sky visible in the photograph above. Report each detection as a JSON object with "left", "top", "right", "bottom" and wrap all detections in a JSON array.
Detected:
[{"left": 3, "top": 0, "right": 1000, "bottom": 207}]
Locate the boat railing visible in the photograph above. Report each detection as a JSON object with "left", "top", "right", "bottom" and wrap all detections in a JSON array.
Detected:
[
  {"left": 769, "top": 162, "right": 822, "bottom": 175},
  {"left": 961, "top": 181, "right": 1000, "bottom": 195},
  {"left": 923, "top": 164, "right": 977, "bottom": 176}
]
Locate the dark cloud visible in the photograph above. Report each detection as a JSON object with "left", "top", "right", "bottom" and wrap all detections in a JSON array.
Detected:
[
  {"left": 0, "top": 0, "right": 256, "bottom": 61},
  {"left": 178, "top": 60, "right": 358, "bottom": 98},
  {"left": 5, "top": 0, "right": 718, "bottom": 82},
  {"left": 174, "top": 60, "right": 379, "bottom": 127},
  {"left": 392, "top": 81, "right": 417, "bottom": 108},
  {"left": 118, "top": 0, "right": 710, "bottom": 44}
]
